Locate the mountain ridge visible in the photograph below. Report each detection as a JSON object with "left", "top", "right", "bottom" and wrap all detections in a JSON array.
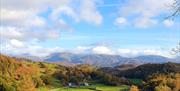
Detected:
[
  {"left": 8, "top": 52, "right": 179, "bottom": 67},
  {"left": 43, "top": 52, "right": 179, "bottom": 67}
]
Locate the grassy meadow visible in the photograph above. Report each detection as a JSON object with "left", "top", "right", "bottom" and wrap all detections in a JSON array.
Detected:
[{"left": 39, "top": 84, "right": 129, "bottom": 91}]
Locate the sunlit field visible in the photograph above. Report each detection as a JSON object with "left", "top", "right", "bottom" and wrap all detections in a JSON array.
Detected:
[{"left": 39, "top": 84, "right": 129, "bottom": 91}]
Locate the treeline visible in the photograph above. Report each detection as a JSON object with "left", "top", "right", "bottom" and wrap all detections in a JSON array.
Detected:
[
  {"left": 116, "top": 63, "right": 180, "bottom": 79},
  {"left": 99, "top": 61, "right": 180, "bottom": 91},
  {"left": 100, "top": 62, "right": 180, "bottom": 80},
  {"left": 53, "top": 65, "right": 129, "bottom": 86},
  {"left": 123, "top": 73, "right": 180, "bottom": 91},
  {"left": 120, "top": 64, "right": 180, "bottom": 91}
]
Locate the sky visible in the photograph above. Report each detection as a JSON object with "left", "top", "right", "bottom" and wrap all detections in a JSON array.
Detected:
[{"left": 0, "top": 0, "right": 180, "bottom": 57}]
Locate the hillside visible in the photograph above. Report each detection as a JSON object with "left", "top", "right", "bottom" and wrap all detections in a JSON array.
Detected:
[
  {"left": 100, "top": 62, "right": 180, "bottom": 79},
  {"left": 0, "top": 54, "right": 130, "bottom": 91},
  {"left": 0, "top": 54, "right": 42, "bottom": 91}
]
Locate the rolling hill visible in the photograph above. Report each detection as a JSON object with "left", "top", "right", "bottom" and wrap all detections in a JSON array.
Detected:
[{"left": 99, "top": 62, "right": 180, "bottom": 79}]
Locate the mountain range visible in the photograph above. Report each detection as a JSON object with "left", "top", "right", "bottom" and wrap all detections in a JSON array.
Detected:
[{"left": 42, "top": 52, "right": 180, "bottom": 67}]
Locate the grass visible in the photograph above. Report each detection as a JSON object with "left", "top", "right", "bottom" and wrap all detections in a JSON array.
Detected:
[
  {"left": 41, "top": 84, "right": 129, "bottom": 91},
  {"left": 38, "top": 87, "right": 50, "bottom": 91}
]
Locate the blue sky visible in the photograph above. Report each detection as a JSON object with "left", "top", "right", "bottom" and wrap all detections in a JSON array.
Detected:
[{"left": 0, "top": 0, "right": 180, "bottom": 57}]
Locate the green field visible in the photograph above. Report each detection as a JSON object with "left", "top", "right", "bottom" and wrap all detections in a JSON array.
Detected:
[{"left": 39, "top": 84, "right": 129, "bottom": 91}]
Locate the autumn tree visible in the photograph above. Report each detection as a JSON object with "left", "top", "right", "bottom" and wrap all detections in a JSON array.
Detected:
[
  {"left": 155, "top": 85, "right": 172, "bottom": 91},
  {"left": 17, "top": 75, "right": 37, "bottom": 91},
  {"left": 142, "top": 73, "right": 180, "bottom": 91},
  {"left": 129, "top": 85, "right": 139, "bottom": 91}
]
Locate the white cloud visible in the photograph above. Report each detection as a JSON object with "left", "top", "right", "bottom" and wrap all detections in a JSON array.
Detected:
[
  {"left": 0, "top": 43, "right": 64, "bottom": 57},
  {"left": 74, "top": 46, "right": 91, "bottom": 54},
  {"left": 0, "top": 9, "right": 31, "bottom": 22},
  {"left": 1, "top": 41, "right": 173, "bottom": 58},
  {"left": 0, "top": 26, "right": 24, "bottom": 40},
  {"left": 27, "top": 16, "right": 46, "bottom": 27},
  {"left": 0, "top": 0, "right": 103, "bottom": 56},
  {"left": 0, "top": 8, "right": 56, "bottom": 43},
  {"left": 25, "top": 46, "right": 64, "bottom": 57},
  {"left": 50, "top": 19, "right": 74, "bottom": 32},
  {"left": 73, "top": 46, "right": 173, "bottom": 58},
  {"left": 50, "top": 0, "right": 103, "bottom": 26},
  {"left": 134, "top": 17, "right": 158, "bottom": 28},
  {"left": 0, "top": 26, "right": 59, "bottom": 41},
  {"left": 10, "top": 39, "right": 24, "bottom": 48},
  {"left": 50, "top": 6, "right": 78, "bottom": 21},
  {"left": 1, "top": 0, "right": 103, "bottom": 54},
  {"left": 119, "top": 0, "right": 174, "bottom": 28},
  {"left": 79, "top": 0, "right": 103, "bottom": 25},
  {"left": 0, "top": 9, "right": 46, "bottom": 28},
  {"left": 117, "top": 49, "right": 139, "bottom": 57},
  {"left": 143, "top": 49, "right": 163, "bottom": 55},
  {"left": 0, "top": 0, "right": 103, "bottom": 51},
  {"left": 163, "top": 19, "right": 174, "bottom": 27},
  {"left": 117, "top": 49, "right": 131, "bottom": 54},
  {"left": 117, "top": 48, "right": 172, "bottom": 58},
  {"left": 92, "top": 46, "right": 114, "bottom": 55},
  {"left": 114, "top": 17, "right": 127, "bottom": 25}
]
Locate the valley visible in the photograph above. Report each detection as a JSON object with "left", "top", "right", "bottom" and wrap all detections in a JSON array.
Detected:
[{"left": 0, "top": 54, "right": 180, "bottom": 91}]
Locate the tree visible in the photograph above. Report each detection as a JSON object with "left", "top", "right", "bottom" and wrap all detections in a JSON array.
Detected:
[
  {"left": 168, "top": 0, "right": 180, "bottom": 57},
  {"left": 129, "top": 85, "right": 139, "bottom": 91},
  {"left": 172, "top": 43, "right": 180, "bottom": 56},
  {"left": 17, "top": 76, "right": 37, "bottom": 91},
  {"left": 41, "top": 74, "right": 53, "bottom": 85},
  {"left": 172, "top": 74, "right": 180, "bottom": 91},
  {"left": 167, "top": 0, "right": 180, "bottom": 19},
  {"left": 155, "top": 85, "right": 172, "bottom": 91}
]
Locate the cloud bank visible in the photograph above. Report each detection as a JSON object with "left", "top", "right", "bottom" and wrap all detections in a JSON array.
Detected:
[{"left": 0, "top": 0, "right": 103, "bottom": 56}]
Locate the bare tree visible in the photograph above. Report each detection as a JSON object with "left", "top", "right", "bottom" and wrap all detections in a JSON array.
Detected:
[
  {"left": 169, "top": 0, "right": 180, "bottom": 56},
  {"left": 172, "top": 43, "right": 180, "bottom": 55},
  {"left": 167, "top": 0, "right": 180, "bottom": 19}
]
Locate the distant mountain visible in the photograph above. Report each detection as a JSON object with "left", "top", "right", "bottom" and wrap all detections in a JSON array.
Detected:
[
  {"left": 133, "top": 55, "right": 171, "bottom": 63},
  {"left": 44, "top": 52, "right": 127, "bottom": 67},
  {"left": 45, "top": 52, "right": 74, "bottom": 62},
  {"left": 44, "top": 52, "right": 179, "bottom": 67}
]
